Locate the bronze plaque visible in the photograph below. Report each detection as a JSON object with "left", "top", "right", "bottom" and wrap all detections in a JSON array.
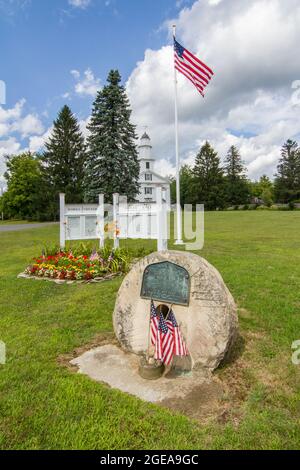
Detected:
[{"left": 140, "top": 261, "right": 190, "bottom": 306}]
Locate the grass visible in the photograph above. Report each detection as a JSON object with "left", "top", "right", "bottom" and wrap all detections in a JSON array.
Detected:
[{"left": 0, "top": 211, "right": 299, "bottom": 449}]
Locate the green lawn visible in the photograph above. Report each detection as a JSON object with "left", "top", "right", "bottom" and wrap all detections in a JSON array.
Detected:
[
  {"left": 0, "top": 212, "right": 299, "bottom": 449},
  {"left": 0, "top": 220, "right": 35, "bottom": 225}
]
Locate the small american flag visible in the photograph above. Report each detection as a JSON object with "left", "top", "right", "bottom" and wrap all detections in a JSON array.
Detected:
[
  {"left": 90, "top": 249, "right": 99, "bottom": 261},
  {"left": 174, "top": 38, "right": 214, "bottom": 97},
  {"left": 150, "top": 300, "right": 159, "bottom": 346},
  {"left": 154, "top": 313, "right": 174, "bottom": 365},
  {"left": 166, "top": 310, "right": 188, "bottom": 357}
]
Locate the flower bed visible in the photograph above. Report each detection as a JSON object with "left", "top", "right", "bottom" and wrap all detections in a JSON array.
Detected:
[{"left": 24, "top": 248, "right": 130, "bottom": 281}]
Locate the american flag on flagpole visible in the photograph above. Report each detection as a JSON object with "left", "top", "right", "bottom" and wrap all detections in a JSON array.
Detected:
[
  {"left": 166, "top": 310, "right": 188, "bottom": 357},
  {"left": 174, "top": 38, "right": 214, "bottom": 97},
  {"left": 154, "top": 313, "right": 174, "bottom": 366}
]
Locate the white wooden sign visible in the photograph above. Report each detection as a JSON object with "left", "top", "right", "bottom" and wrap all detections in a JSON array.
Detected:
[
  {"left": 60, "top": 193, "right": 104, "bottom": 249},
  {"left": 59, "top": 191, "right": 168, "bottom": 251}
]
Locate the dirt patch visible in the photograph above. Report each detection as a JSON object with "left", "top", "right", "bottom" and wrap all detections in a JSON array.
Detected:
[{"left": 159, "top": 379, "right": 225, "bottom": 422}]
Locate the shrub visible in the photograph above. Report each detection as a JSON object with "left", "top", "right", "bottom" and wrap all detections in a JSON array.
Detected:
[{"left": 256, "top": 205, "right": 270, "bottom": 210}]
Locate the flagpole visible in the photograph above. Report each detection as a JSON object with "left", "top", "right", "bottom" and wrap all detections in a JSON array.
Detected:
[{"left": 173, "top": 24, "right": 183, "bottom": 245}]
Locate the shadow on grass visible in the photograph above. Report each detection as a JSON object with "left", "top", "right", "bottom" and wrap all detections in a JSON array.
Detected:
[{"left": 219, "top": 331, "right": 246, "bottom": 369}]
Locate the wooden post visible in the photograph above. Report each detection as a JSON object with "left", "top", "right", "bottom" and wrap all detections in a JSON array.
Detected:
[
  {"left": 59, "top": 193, "right": 65, "bottom": 250},
  {"left": 113, "top": 193, "right": 120, "bottom": 249},
  {"left": 97, "top": 194, "right": 105, "bottom": 248}
]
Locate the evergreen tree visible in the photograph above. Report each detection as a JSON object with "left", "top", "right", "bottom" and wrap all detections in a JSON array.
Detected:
[
  {"left": 224, "top": 145, "right": 250, "bottom": 206},
  {"left": 85, "top": 70, "right": 140, "bottom": 202},
  {"left": 192, "top": 141, "right": 225, "bottom": 210},
  {"left": 274, "top": 139, "right": 300, "bottom": 203},
  {"left": 43, "top": 105, "right": 87, "bottom": 205}
]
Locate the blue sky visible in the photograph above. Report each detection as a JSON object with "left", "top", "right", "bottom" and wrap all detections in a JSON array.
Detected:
[
  {"left": 1, "top": 0, "right": 300, "bottom": 183},
  {"left": 1, "top": 0, "right": 191, "bottom": 122}
]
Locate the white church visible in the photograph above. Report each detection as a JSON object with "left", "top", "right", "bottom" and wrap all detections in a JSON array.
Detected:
[{"left": 136, "top": 131, "right": 171, "bottom": 207}]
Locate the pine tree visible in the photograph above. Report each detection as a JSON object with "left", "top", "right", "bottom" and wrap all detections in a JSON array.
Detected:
[
  {"left": 224, "top": 145, "right": 250, "bottom": 206},
  {"left": 192, "top": 141, "right": 225, "bottom": 210},
  {"left": 43, "top": 105, "right": 87, "bottom": 205},
  {"left": 85, "top": 70, "right": 140, "bottom": 202},
  {"left": 274, "top": 140, "right": 300, "bottom": 203}
]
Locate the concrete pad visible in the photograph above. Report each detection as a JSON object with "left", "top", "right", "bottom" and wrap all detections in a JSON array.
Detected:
[{"left": 70, "top": 344, "right": 213, "bottom": 403}]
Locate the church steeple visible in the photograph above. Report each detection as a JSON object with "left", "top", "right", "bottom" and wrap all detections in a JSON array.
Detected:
[
  {"left": 138, "top": 132, "right": 154, "bottom": 160},
  {"left": 136, "top": 128, "right": 171, "bottom": 207},
  {"left": 138, "top": 131, "right": 155, "bottom": 171}
]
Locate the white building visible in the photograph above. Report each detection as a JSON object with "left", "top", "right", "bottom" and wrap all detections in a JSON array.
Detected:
[{"left": 136, "top": 132, "right": 171, "bottom": 207}]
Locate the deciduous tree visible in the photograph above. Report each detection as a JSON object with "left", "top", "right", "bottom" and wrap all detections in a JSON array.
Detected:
[{"left": 1, "top": 152, "right": 49, "bottom": 220}]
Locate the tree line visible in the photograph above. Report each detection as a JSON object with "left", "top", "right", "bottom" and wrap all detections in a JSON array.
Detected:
[
  {"left": 1, "top": 68, "right": 300, "bottom": 220},
  {"left": 170, "top": 139, "right": 300, "bottom": 210}
]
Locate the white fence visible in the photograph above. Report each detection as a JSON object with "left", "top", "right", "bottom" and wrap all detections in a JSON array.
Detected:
[{"left": 59, "top": 189, "right": 168, "bottom": 251}]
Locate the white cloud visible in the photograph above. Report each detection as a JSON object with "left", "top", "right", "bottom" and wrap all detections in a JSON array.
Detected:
[
  {"left": 78, "top": 117, "right": 91, "bottom": 139},
  {"left": 0, "top": 99, "right": 44, "bottom": 138},
  {"left": 70, "top": 69, "right": 80, "bottom": 79},
  {"left": 28, "top": 126, "right": 53, "bottom": 153},
  {"left": 0, "top": 137, "right": 21, "bottom": 159},
  {"left": 71, "top": 68, "right": 101, "bottom": 97},
  {"left": 0, "top": 137, "right": 22, "bottom": 184},
  {"left": 0, "top": 99, "right": 25, "bottom": 123},
  {"left": 127, "top": 0, "right": 300, "bottom": 179},
  {"left": 12, "top": 113, "right": 44, "bottom": 138},
  {"left": 208, "top": 0, "right": 223, "bottom": 5},
  {"left": 68, "top": 0, "right": 91, "bottom": 9},
  {"left": 0, "top": 99, "right": 45, "bottom": 179}
]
